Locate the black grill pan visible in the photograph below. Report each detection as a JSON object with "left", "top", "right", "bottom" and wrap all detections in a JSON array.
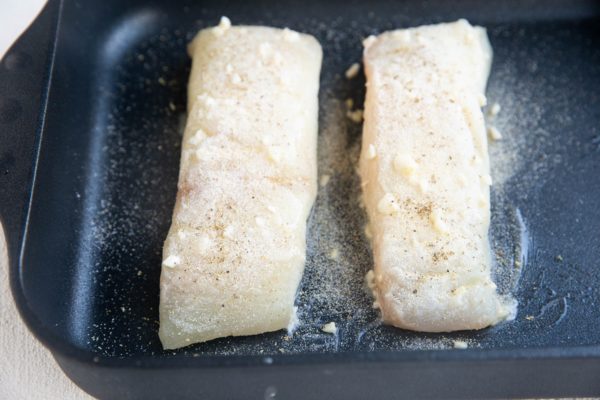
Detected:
[{"left": 2, "top": 0, "right": 600, "bottom": 398}]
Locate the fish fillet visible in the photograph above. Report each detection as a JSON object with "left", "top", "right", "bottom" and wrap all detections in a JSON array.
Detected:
[
  {"left": 360, "top": 20, "right": 516, "bottom": 332},
  {"left": 159, "top": 19, "right": 322, "bottom": 349}
]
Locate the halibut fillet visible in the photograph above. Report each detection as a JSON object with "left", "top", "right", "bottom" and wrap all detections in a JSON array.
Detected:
[
  {"left": 360, "top": 20, "right": 515, "bottom": 332},
  {"left": 159, "top": 19, "right": 322, "bottom": 349}
]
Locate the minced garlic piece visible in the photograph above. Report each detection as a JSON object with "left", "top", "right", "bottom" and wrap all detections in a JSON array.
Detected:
[
  {"left": 282, "top": 28, "right": 300, "bottom": 42},
  {"left": 319, "top": 174, "right": 331, "bottom": 187},
  {"left": 197, "top": 93, "right": 217, "bottom": 107},
  {"left": 255, "top": 217, "right": 266, "bottom": 227},
  {"left": 362, "top": 35, "right": 377, "bottom": 49},
  {"left": 488, "top": 125, "right": 502, "bottom": 141},
  {"left": 162, "top": 255, "right": 181, "bottom": 268},
  {"left": 415, "top": 178, "right": 429, "bottom": 194},
  {"left": 478, "top": 194, "right": 488, "bottom": 209},
  {"left": 393, "top": 154, "right": 418, "bottom": 177},
  {"left": 266, "top": 145, "right": 282, "bottom": 164},
  {"left": 347, "top": 109, "right": 364, "bottom": 123},
  {"left": 366, "top": 144, "right": 377, "bottom": 159},
  {"left": 196, "top": 235, "right": 212, "bottom": 251},
  {"left": 365, "top": 269, "right": 376, "bottom": 289},
  {"left": 364, "top": 224, "right": 373, "bottom": 239},
  {"left": 212, "top": 16, "right": 231, "bottom": 36},
  {"left": 223, "top": 225, "right": 235, "bottom": 239},
  {"left": 429, "top": 209, "right": 449, "bottom": 234},
  {"left": 328, "top": 248, "right": 340, "bottom": 260},
  {"left": 189, "top": 128, "right": 208, "bottom": 145},
  {"left": 231, "top": 73, "right": 242, "bottom": 85},
  {"left": 477, "top": 93, "right": 487, "bottom": 107},
  {"left": 489, "top": 102, "right": 501, "bottom": 116},
  {"left": 345, "top": 63, "right": 360, "bottom": 79},
  {"left": 321, "top": 322, "right": 337, "bottom": 334}
]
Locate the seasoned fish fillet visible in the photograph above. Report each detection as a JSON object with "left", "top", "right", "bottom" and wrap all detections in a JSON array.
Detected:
[
  {"left": 159, "top": 18, "right": 322, "bottom": 349},
  {"left": 360, "top": 20, "right": 516, "bottom": 332}
]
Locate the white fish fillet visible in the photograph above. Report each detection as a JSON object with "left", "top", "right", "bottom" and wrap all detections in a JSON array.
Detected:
[
  {"left": 159, "top": 20, "right": 322, "bottom": 349},
  {"left": 360, "top": 20, "right": 516, "bottom": 332}
]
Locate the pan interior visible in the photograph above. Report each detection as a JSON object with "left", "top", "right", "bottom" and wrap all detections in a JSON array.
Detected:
[{"left": 20, "top": 0, "right": 600, "bottom": 357}]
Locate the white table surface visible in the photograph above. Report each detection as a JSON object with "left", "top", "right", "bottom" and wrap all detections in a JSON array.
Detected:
[{"left": 0, "top": 231, "right": 91, "bottom": 399}]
